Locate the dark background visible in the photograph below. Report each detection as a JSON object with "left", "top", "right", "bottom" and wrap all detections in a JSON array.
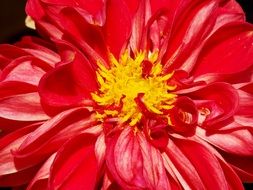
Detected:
[{"left": 0, "top": 0, "right": 253, "bottom": 189}]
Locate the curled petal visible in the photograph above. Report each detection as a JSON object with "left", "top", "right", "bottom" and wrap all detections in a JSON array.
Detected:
[
  {"left": 144, "top": 118, "right": 169, "bottom": 151},
  {"left": 169, "top": 96, "right": 198, "bottom": 135},
  {"left": 38, "top": 50, "right": 97, "bottom": 115},
  {"left": 190, "top": 82, "right": 239, "bottom": 128}
]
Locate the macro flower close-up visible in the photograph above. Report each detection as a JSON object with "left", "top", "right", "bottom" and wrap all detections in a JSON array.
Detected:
[{"left": 0, "top": 0, "right": 253, "bottom": 189}]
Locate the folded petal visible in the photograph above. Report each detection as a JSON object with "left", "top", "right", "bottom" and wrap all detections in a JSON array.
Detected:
[
  {"left": 38, "top": 48, "right": 97, "bottom": 114},
  {"left": 190, "top": 82, "right": 239, "bottom": 127}
]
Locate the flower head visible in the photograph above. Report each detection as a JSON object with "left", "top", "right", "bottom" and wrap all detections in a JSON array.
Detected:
[{"left": 1, "top": 0, "right": 253, "bottom": 189}]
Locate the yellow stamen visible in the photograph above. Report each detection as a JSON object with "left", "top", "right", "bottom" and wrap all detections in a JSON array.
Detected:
[{"left": 92, "top": 51, "right": 177, "bottom": 126}]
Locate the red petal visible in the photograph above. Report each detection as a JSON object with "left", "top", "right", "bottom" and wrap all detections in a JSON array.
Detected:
[
  {"left": 38, "top": 49, "right": 97, "bottom": 115},
  {"left": 0, "top": 123, "right": 41, "bottom": 186},
  {"left": 192, "top": 23, "right": 253, "bottom": 76},
  {"left": 16, "top": 36, "right": 60, "bottom": 66},
  {"left": 165, "top": 137, "right": 229, "bottom": 189},
  {"left": 49, "top": 133, "right": 100, "bottom": 190},
  {"left": 106, "top": 127, "right": 170, "bottom": 189},
  {"left": 169, "top": 96, "right": 198, "bottom": 135},
  {"left": 1, "top": 56, "right": 51, "bottom": 86},
  {"left": 217, "top": 157, "right": 244, "bottom": 190},
  {"left": 54, "top": 7, "right": 107, "bottom": 59},
  {"left": 13, "top": 108, "right": 95, "bottom": 169},
  {"left": 104, "top": 0, "right": 131, "bottom": 57},
  {"left": 163, "top": 0, "right": 219, "bottom": 71},
  {"left": 196, "top": 126, "right": 253, "bottom": 156},
  {"left": 0, "top": 81, "right": 36, "bottom": 99},
  {"left": 27, "top": 153, "right": 56, "bottom": 190},
  {"left": 0, "top": 92, "right": 49, "bottom": 121},
  {"left": 190, "top": 82, "right": 239, "bottom": 127},
  {"left": 221, "top": 151, "right": 253, "bottom": 182},
  {"left": 0, "top": 45, "right": 27, "bottom": 64},
  {"left": 129, "top": 0, "right": 151, "bottom": 52},
  {"left": 26, "top": 0, "right": 45, "bottom": 20},
  {"left": 236, "top": 90, "right": 253, "bottom": 117},
  {"left": 42, "top": 0, "right": 105, "bottom": 24}
]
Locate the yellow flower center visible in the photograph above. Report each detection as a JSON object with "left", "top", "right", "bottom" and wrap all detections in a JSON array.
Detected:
[{"left": 92, "top": 50, "right": 177, "bottom": 126}]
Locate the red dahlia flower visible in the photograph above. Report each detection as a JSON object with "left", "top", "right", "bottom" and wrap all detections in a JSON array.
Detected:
[{"left": 1, "top": 0, "right": 253, "bottom": 189}]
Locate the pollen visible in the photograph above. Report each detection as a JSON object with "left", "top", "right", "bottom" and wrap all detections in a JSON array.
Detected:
[{"left": 92, "top": 50, "right": 177, "bottom": 126}]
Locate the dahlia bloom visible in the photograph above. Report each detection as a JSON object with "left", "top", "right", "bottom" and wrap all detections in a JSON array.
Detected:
[{"left": 1, "top": 0, "right": 253, "bottom": 189}]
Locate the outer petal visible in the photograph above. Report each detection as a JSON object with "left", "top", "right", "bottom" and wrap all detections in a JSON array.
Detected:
[
  {"left": 163, "top": 0, "right": 220, "bottom": 71},
  {"left": 1, "top": 56, "right": 51, "bottom": 87},
  {"left": 0, "top": 92, "right": 49, "bottom": 121},
  {"left": 49, "top": 133, "right": 100, "bottom": 190},
  {"left": 27, "top": 0, "right": 106, "bottom": 25},
  {"left": 106, "top": 127, "right": 170, "bottom": 189},
  {"left": 27, "top": 153, "right": 56, "bottom": 190},
  {"left": 221, "top": 151, "right": 253, "bottom": 182},
  {"left": 15, "top": 36, "right": 60, "bottom": 66},
  {"left": 236, "top": 90, "right": 253, "bottom": 118},
  {"left": 13, "top": 108, "right": 97, "bottom": 169},
  {"left": 161, "top": 0, "right": 245, "bottom": 73},
  {"left": 192, "top": 23, "right": 253, "bottom": 76},
  {"left": 196, "top": 126, "right": 253, "bottom": 156},
  {"left": 217, "top": 157, "right": 244, "bottom": 190},
  {"left": 0, "top": 45, "right": 28, "bottom": 69},
  {"left": 0, "top": 123, "right": 41, "bottom": 186}
]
